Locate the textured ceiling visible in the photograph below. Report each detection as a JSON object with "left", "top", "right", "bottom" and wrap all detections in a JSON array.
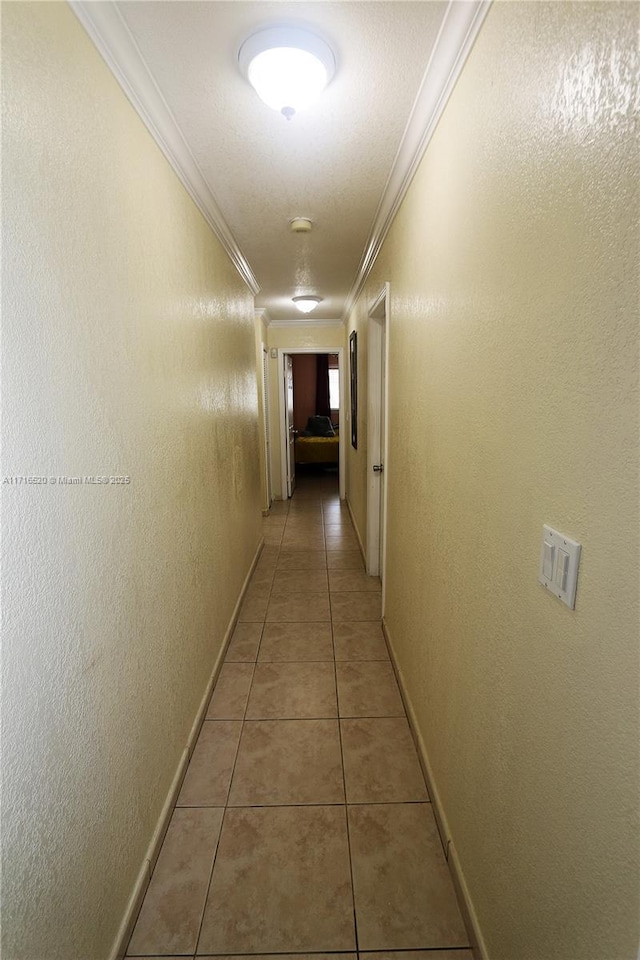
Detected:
[{"left": 116, "top": 1, "right": 447, "bottom": 323}]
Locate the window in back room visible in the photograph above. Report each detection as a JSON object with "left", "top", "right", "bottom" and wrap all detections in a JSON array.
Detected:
[{"left": 328, "top": 366, "right": 339, "bottom": 409}]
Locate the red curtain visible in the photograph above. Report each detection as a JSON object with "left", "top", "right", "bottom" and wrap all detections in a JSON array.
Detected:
[{"left": 315, "top": 353, "right": 331, "bottom": 418}]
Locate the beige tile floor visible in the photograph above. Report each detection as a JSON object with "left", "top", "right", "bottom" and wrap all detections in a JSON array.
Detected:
[{"left": 126, "top": 472, "right": 471, "bottom": 960}]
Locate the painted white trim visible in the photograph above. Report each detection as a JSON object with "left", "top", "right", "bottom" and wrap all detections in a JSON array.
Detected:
[
  {"left": 255, "top": 307, "right": 272, "bottom": 327},
  {"left": 345, "top": 496, "right": 366, "bottom": 565},
  {"left": 268, "top": 320, "right": 344, "bottom": 329},
  {"left": 449, "top": 842, "right": 490, "bottom": 960},
  {"left": 337, "top": 352, "right": 346, "bottom": 503},
  {"left": 277, "top": 350, "right": 287, "bottom": 502},
  {"left": 69, "top": 0, "right": 490, "bottom": 321},
  {"left": 366, "top": 284, "right": 390, "bottom": 606},
  {"left": 382, "top": 616, "right": 488, "bottom": 960},
  {"left": 69, "top": 0, "right": 260, "bottom": 296},
  {"left": 276, "top": 347, "right": 346, "bottom": 502},
  {"left": 342, "top": 0, "right": 492, "bottom": 321},
  {"left": 108, "top": 538, "right": 265, "bottom": 960},
  {"left": 281, "top": 353, "right": 295, "bottom": 499},
  {"left": 261, "top": 344, "right": 272, "bottom": 511},
  {"left": 108, "top": 855, "right": 151, "bottom": 960},
  {"left": 369, "top": 285, "right": 388, "bottom": 321},
  {"left": 366, "top": 319, "right": 382, "bottom": 577},
  {"left": 381, "top": 288, "right": 390, "bottom": 609}
]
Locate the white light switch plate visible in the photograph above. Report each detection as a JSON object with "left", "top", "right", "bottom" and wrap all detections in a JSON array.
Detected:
[{"left": 538, "top": 525, "right": 581, "bottom": 609}]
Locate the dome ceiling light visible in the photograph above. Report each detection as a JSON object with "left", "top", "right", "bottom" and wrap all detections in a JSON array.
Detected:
[
  {"left": 238, "top": 26, "right": 336, "bottom": 120},
  {"left": 292, "top": 296, "right": 322, "bottom": 314}
]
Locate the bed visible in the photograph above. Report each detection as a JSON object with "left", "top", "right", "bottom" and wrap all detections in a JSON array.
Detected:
[
  {"left": 295, "top": 416, "right": 339, "bottom": 465},
  {"left": 295, "top": 433, "right": 340, "bottom": 465}
]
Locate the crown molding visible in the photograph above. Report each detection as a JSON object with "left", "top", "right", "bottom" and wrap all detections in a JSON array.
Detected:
[
  {"left": 255, "top": 307, "right": 273, "bottom": 326},
  {"left": 256, "top": 309, "right": 343, "bottom": 329},
  {"left": 342, "top": 0, "right": 492, "bottom": 321},
  {"left": 69, "top": 1, "right": 260, "bottom": 297},
  {"left": 69, "top": 0, "right": 489, "bottom": 314},
  {"left": 268, "top": 319, "right": 344, "bottom": 329}
]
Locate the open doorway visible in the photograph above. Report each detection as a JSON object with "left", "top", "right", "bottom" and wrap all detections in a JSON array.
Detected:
[{"left": 277, "top": 348, "right": 346, "bottom": 500}]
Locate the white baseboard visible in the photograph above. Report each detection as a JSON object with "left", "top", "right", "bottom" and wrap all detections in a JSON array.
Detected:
[
  {"left": 108, "top": 537, "right": 265, "bottom": 960},
  {"left": 345, "top": 496, "right": 366, "bottom": 564},
  {"left": 107, "top": 856, "right": 151, "bottom": 960},
  {"left": 382, "top": 616, "right": 488, "bottom": 960},
  {"left": 448, "top": 841, "right": 490, "bottom": 960}
]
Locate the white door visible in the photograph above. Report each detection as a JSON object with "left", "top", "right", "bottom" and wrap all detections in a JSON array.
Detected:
[
  {"left": 284, "top": 354, "right": 296, "bottom": 498},
  {"left": 262, "top": 346, "right": 272, "bottom": 508},
  {"left": 377, "top": 323, "right": 386, "bottom": 572},
  {"left": 366, "top": 285, "right": 389, "bottom": 583}
]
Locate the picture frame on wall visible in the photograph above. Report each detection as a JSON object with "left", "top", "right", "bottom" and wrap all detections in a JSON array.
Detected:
[{"left": 349, "top": 330, "right": 357, "bottom": 449}]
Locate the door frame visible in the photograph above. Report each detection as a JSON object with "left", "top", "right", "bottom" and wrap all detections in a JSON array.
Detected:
[
  {"left": 366, "top": 283, "right": 390, "bottom": 593},
  {"left": 277, "top": 346, "right": 346, "bottom": 500},
  {"left": 261, "top": 344, "right": 272, "bottom": 510},
  {"left": 284, "top": 353, "right": 296, "bottom": 498}
]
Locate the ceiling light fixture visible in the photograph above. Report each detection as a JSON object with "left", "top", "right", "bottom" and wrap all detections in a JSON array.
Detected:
[
  {"left": 293, "top": 296, "right": 322, "bottom": 314},
  {"left": 239, "top": 26, "right": 335, "bottom": 120},
  {"left": 290, "top": 217, "right": 313, "bottom": 233}
]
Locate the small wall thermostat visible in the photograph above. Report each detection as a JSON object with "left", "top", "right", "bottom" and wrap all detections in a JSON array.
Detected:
[
  {"left": 538, "top": 525, "right": 582, "bottom": 609},
  {"left": 270, "top": 348, "right": 277, "bottom": 358}
]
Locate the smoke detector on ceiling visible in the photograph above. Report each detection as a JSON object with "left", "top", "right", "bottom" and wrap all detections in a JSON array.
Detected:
[{"left": 290, "top": 218, "right": 313, "bottom": 233}]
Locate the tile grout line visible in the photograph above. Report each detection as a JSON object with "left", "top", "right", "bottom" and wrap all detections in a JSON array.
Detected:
[
  {"left": 192, "top": 499, "right": 293, "bottom": 954},
  {"left": 130, "top": 950, "right": 471, "bottom": 959},
  {"left": 169, "top": 949, "right": 471, "bottom": 958},
  {"left": 174, "top": 799, "right": 433, "bottom": 810},
  {"left": 181, "top": 487, "right": 389, "bottom": 958},
  {"left": 205, "top": 714, "right": 405, "bottom": 721},
  {"left": 126, "top": 525, "right": 280, "bottom": 959},
  {"left": 327, "top": 498, "right": 361, "bottom": 958},
  {"left": 125, "top": 950, "right": 472, "bottom": 959},
  {"left": 192, "top": 521, "right": 281, "bottom": 958},
  {"left": 168, "top": 950, "right": 472, "bottom": 958}
]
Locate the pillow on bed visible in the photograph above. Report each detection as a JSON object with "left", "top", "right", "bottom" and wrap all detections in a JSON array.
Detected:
[{"left": 307, "top": 415, "right": 335, "bottom": 437}]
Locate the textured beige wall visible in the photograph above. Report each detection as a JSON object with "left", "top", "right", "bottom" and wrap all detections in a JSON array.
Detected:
[
  {"left": 347, "top": 3, "right": 639, "bottom": 959},
  {"left": 2, "top": 5, "right": 261, "bottom": 959},
  {"left": 267, "top": 323, "right": 345, "bottom": 351},
  {"left": 266, "top": 325, "right": 346, "bottom": 498}
]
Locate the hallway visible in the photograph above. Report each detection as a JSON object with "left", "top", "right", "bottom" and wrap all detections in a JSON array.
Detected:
[
  {"left": 5, "top": 3, "right": 638, "bottom": 958},
  {"left": 125, "top": 473, "right": 471, "bottom": 959}
]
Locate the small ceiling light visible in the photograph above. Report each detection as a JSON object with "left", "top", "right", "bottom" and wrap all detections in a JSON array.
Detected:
[
  {"left": 239, "top": 26, "right": 335, "bottom": 120},
  {"left": 293, "top": 296, "right": 322, "bottom": 314},
  {"left": 290, "top": 217, "right": 313, "bottom": 233}
]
